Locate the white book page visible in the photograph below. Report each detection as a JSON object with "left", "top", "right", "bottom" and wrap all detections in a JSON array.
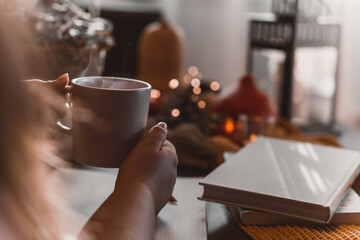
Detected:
[
  {"left": 202, "top": 137, "right": 360, "bottom": 205},
  {"left": 336, "top": 188, "right": 360, "bottom": 213}
]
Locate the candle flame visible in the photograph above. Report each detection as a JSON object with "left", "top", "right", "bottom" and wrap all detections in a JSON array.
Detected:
[{"left": 224, "top": 118, "right": 235, "bottom": 134}]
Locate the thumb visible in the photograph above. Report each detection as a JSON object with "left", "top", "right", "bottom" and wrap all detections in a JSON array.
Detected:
[{"left": 141, "top": 122, "right": 167, "bottom": 150}]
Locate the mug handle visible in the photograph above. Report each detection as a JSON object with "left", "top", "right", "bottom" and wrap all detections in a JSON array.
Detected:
[
  {"left": 22, "top": 78, "right": 73, "bottom": 135},
  {"left": 56, "top": 120, "right": 71, "bottom": 135},
  {"left": 56, "top": 85, "right": 73, "bottom": 135}
]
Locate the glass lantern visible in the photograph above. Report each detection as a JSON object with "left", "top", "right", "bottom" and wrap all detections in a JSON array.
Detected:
[{"left": 247, "top": 0, "right": 341, "bottom": 133}]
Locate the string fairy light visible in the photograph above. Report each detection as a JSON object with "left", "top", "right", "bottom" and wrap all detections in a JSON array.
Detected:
[
  {"left": 210, "top": 81, "right": 220, "bottom": 92},
  {"left": 171, "top": 108, "right": 180, "bottom": 118},
  {"left": 151, "top": 89, "right": 161, "bottom": 99},
  {"left": 188, "top": 66, "right": 199, "bottom": 76},
  {"left": 191, "top": 95, "right": 199, "bottom": 102},
  {"left": 183, "top": 74, "right": 191, "bottom": 84},
  {"left": 191, "top": 78, "right": 201, "bottom": 88},
  {"left": 193, "top": 87, "right": 201, "bottom": 95},
  {"left": 169, "top": 79, "right": 179, "bottom": 89},
  {"left": 197, "top": 100, "right": 206, "bottom": 109}
]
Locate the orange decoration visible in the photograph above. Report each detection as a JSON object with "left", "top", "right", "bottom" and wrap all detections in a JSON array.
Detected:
[
  {"left": 214, "top": 74, "right": 277, "bottom": 118},
  {"left": 137, "top": 18, "right": 185, "bottom": 92}
]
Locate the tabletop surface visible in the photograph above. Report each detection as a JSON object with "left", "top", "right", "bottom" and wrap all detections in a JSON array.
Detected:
[
  {"left": 52, "top": 168, "right": 207, "bottom": 240},
  {"left": 54, "top": 123, "right": 360, "bottom": 240}
]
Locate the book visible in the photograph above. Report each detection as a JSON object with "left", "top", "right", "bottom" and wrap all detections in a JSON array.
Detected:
[
  {"left": 199, "top": 137, "right": 360, "bottom": 223},
  {"left": 229, "top": 188, "right": 360, "bottom": 225}
]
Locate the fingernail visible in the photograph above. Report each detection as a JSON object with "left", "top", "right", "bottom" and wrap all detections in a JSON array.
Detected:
[
  {"left": 57, "top": 73, "right": 69, "bottom": 81},
  {"left": 156, "top": 122, "right": 167, "bottom": 131}
]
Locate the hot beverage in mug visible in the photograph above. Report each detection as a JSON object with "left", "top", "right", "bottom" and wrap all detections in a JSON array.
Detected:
[{"left": 58, "top": 77, "right": 151, "bottom": 168}]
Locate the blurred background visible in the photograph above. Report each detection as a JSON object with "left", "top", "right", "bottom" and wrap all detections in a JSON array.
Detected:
[
  {"left": 31, "top": 0, "right": 360, "bottom": 132},
  {"left": 25, "top": 0, "right": 360, "bottom": 174},
  {"left": 91, "top": 0, "right": 359, "bottom": 129}
]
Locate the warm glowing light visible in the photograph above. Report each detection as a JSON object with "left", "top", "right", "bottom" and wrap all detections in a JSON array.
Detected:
[
  {"left": 197, "top": 100, "right": 206, "bottom": 109},
  {"left": 191, "top": 95, "right": 199, "bottom": 102},
  {"left": 193, "top": 87, "right": 202, "bottom": 95},
  {"left": 183, "top": 74, "right": 191, "bottom": 84},
  {"left": 250, "top": 134, "right": 257, "bottom": 142},
  {"left": 255, "top": 116, "right": 262, "bottom": 122},
  {"left": 188, "top": 66, "right": 199, "bottom": 76},
  {"left": 169, "top": 79, "right": 179, "bottom": 89},
  {"left": 171, "top": 108, "right": 180, "bottom": 118},
  {"left": 210, "top": 81, "right": 220, "bottom": 91},
  {"left": 224, "top": 118, "right": 235, "bottom": 134},
  {"left": 236, "top": 121, "right": 243, "bottom": 130},
  {"left": 151, "top": 89, "right": 161, "bottom": 99},
  {"left": 191, "top": 78, "right": 201, "bottom": 88}
]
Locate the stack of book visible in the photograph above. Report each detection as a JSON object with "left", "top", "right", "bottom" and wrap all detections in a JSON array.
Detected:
[{"left": 199, "top": 137, "right": 360, "bottom": 225}]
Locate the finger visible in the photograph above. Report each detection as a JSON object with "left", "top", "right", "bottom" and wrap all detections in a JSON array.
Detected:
[
  {"left": 140, "top": 122, "right": 167, "bottom": 150},
  {"left": 161, "top": 140, "right": 178, "bottom": 165},
  {"left": 161, "top": 140, "right": 176, "bottom": 153},
  {"left": 51, "top": 73, "right": 69, "bottom": 93}
]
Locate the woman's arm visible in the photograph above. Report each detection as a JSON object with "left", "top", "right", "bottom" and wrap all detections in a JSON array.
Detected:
[
  {"left": 24, "top": 75, "right": 177, "bottom": 239},
  {"left": 81, "top": 123, "right": 178, "bottom": 240},
  {"left": 81, "top": 180, "right": 156, "bottom": 240}
]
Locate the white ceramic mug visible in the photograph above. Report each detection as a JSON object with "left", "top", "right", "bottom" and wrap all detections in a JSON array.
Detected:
[{"left": 58, "top": 77, "right": 151, "bottom": 168}]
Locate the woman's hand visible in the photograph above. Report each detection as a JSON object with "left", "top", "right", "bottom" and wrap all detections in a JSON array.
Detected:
[
  {"left": 115, "top": 122, "right": 178, "bottom": 215},
  {"left": 24, "top": 73, "right": 70, "bottom": 93},
  {"left": 23, "top": 73, "right": 70, "bottom": 121},
  {"left": 82, "top": 123, "right": 177, "bottom": 240}
]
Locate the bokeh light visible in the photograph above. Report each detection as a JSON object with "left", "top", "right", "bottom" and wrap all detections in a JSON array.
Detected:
[
  {"left": 183, "top": 74, "right": 191, "bottom": 84},
  {"left": 250, "top": 134, "right": 257, "bottom": 142},
  {"left": 169, "top": 79, "right": 179, "bottom": 89},
  {"left": 197, "top": 100, "right": 206, "bottom": 109},
  {"left": 151, "top": 89, "right": 161, "bottom": 99},
  {"left": 210, "top": 81, "right": 220, "bottom": 91},
  {"left": 171, "top": 108, "right": 180, "bottom": 118},
  {"left": 224, "top": 117, "right": 235, "bottom": 134},
  {"left": 188, "top": 66, "right": 199, "bottom": 76},
  {"left": 191, "top": 95, "right": 199, "bottom": 102},
  {"left": 191, "top": 78, "right": 201, "bottom": 88},
  {"left": 193, "top": 87, "right": 202, "bottom": 95}
]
